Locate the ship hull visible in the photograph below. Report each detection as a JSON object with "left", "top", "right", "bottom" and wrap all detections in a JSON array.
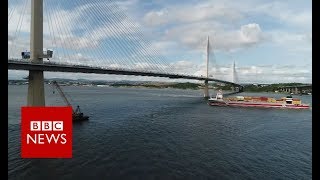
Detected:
[{"left": 208, "top": 100, "right": 310, "bottom": 109}]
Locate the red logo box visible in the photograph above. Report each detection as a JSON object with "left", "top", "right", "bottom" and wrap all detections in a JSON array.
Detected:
[{"left": 21, "top": 107, "right": 73, "bottom": 158}]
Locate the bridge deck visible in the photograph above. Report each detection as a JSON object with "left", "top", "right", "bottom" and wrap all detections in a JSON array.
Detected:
[{"left": 8, "top": 60, "right": 243, "bottom": 87}]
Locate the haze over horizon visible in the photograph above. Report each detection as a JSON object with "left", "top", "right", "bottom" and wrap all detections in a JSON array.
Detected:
[{"left": 8, "top": 0, "right": 312, "bottom": 84}]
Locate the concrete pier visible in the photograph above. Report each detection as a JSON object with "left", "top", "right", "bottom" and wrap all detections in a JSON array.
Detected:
[{"left": 27, "top": 0, "right": 45, "bottom": 106}]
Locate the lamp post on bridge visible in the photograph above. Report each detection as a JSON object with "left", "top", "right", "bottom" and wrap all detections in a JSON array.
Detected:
[{"left": 27, "top": 0, "right": 45, "bottom": 106}]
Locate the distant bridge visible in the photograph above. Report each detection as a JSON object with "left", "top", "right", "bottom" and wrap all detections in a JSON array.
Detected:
[{"left": 278, "top": 85, "right": 312, "bottom": 95}]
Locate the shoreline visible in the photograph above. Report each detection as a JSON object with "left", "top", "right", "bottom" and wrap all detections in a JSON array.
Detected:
[{"left": 7, "top": 84, "right": 312, "bottom": 95}]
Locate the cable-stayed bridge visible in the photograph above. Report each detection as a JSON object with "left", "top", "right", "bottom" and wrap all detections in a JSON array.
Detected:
[
  {"left": 8, "top": 0, "right": 243, "bottom": 106},
  {"left": 8, "top": 59, "right": 242, "bottom": 86}
]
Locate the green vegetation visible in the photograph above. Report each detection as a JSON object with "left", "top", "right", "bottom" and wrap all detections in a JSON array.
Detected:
[
  {"left": 110, "top": 82, "right": 201, "bottom": 89},
  {"left": 211, "top": 82, "right": 311, "bottom": 92},
  {"left": 242, "top": 83, "right": 308, "bottom": 92},
  {"left": 164, "top": 82, "right": 200, "bottom": 89},
  {"left": 9, "top": 78, "right": 310, "bottom": 93},
  {"left": 213, "top": 84, "right": 233, "bottom": 90},
  {"left": 110, "top": 83, "right": 133, "bottom": 87}
]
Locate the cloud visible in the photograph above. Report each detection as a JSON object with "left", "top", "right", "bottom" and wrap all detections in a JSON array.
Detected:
[
  {"left": 266, "top": 30, "right": 312, "bottom": 56},
  {"left": 240, "top": 24, "right": 263, "bottom": 44},
  {"left": 253, "top": 1, "right": 312, "bottom": 29},
  {"left": 270, "top": 31, "right": 311, "bottom": 45},
  {"left": 143, "top": 9, "right": 170, "bottom": 26},
  {"left": 143, "top": 2, "right": 243, "bottom": 26},
  {"left": 235, "top": 64, "right": 312, "bottom": 83},
  {"left": 141, "top": 0, "right": 311, "bottom": 52},
  {"left": 164, "top": 23, "right": 265, "bottom": 52}
]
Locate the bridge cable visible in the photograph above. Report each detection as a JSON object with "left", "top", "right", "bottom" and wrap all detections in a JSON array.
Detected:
[
  {"left": 75, "top": 0, "right": 150, "bottom": 71},
  {"left": 107, "top": 3, "right": 169, "bottom": 73},
  {"left": 59, "top": 1, "right": 115, "bottom": 67},
  {"left": 47, "top": 1, "right": 72, "bottom": 64},
  {"left": 93, "top": 1, "right": 163, "bottom": 72},
  {"left": 85, "top": 0, "right": 153, "bottom": 71},
  {"left": 8, "top": 0, "right": 19, "bottom": 23},
  {"left": 69, "top": 0, "right": 130, "bottom": 69},
  {"left": 50, "top": 0, "right": 99, "bottom": 67},
  {"left": 108, "top": 1, "right": 174, "bottom": 73},
  {"left": 9, "top": 0, "right": 29, "bottom": 59},
  {"left": 78, "top": 2, "right": 131, "bottom": 69},
  {"left": 44, "top": 0, "right": 62, "bottom": 64}
]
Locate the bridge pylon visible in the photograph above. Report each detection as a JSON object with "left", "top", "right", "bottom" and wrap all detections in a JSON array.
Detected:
[
  {"left": 203, "top": 36, "right": 210, "bottom": 99},
  {"left": 204, "top": 80, "right": 209, "bottom": 98},
  {"left": 27, "top": 0, "right": 45, "bottom": 106}
]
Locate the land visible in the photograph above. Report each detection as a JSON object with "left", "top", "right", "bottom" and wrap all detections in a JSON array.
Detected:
[
  {"left": 8, "top": 79, "right": 311, "bottom": 93},
  {"left": 8, "top": 79, "right": 202, "bottom": 89},
  {"left": 110, "top": 82, "right": 200, "bottom": 89}
]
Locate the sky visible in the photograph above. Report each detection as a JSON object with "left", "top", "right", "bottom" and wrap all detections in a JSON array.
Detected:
[{"left": 8, "top": 0, "right": 312, "bottom": 84}]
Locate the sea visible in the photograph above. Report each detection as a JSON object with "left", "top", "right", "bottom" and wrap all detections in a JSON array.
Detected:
[{"left": 8, "top": 85, "right": 312, "bottom": 180}]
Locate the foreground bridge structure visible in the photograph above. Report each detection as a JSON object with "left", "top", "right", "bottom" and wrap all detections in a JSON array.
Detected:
[
  {"left": 8, "top": 0, "right": 243, "bottom": 106},
  {"left": 8, "top": 60, "right": 243, "bottom": 88}
]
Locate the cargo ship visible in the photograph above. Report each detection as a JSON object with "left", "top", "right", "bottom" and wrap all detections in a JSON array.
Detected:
[{"left": 208, "top": 91, "right": 310, "bottom": 109}]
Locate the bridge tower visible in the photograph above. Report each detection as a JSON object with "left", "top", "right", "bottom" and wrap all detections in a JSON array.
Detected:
[
  {"left": 27, "top": 0, "right": 45, "bottom": 106},
  {"left": 231, "top": 60, "right": 235, "bottom": 92},
  {"left": 203, "top": 36, "right": 210, "bottom": 98},
  {"left": 232, "top": 60, "right": 236, "bottom": 83}
]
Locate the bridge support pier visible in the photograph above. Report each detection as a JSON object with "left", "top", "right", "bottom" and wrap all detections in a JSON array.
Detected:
[
  {"left": 27, "top": 71, "right": 45, "bottom": 106},
  {"left": 27, "top": 0, "right": 45, "bottom": 106},
  {"left": 204, "top": 80, "right": 209, "bottom": 99}
]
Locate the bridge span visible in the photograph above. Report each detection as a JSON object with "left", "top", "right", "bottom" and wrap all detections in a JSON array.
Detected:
[
  {"left": 8, "top": 60, "right": 244, "bottom": 88},
  {"left": 278, "top": 85, "right": 312, "bottom": 95}
]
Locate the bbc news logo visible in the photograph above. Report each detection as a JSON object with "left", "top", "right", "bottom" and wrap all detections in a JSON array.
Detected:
[
  {"left": 30, "top": 121, "right": 64, "bottom": 131},
  {"left": 27, "top": 121, "right": 67, "bottom": 144},
  {"left": 21, "top": 107, "right": 72, "bottom": 158}
]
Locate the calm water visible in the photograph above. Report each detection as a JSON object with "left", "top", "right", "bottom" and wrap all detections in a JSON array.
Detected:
[{"left": 8, "top": 85, "right": 312, "bottom": 180}]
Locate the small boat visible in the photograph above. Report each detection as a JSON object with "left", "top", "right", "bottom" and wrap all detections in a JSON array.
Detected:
[
  {"left": 208, "top": 90, "right": 310, "bottom": 109},
  {"left": 73, "top": 112, "right": 89, "bottom": 122}
]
